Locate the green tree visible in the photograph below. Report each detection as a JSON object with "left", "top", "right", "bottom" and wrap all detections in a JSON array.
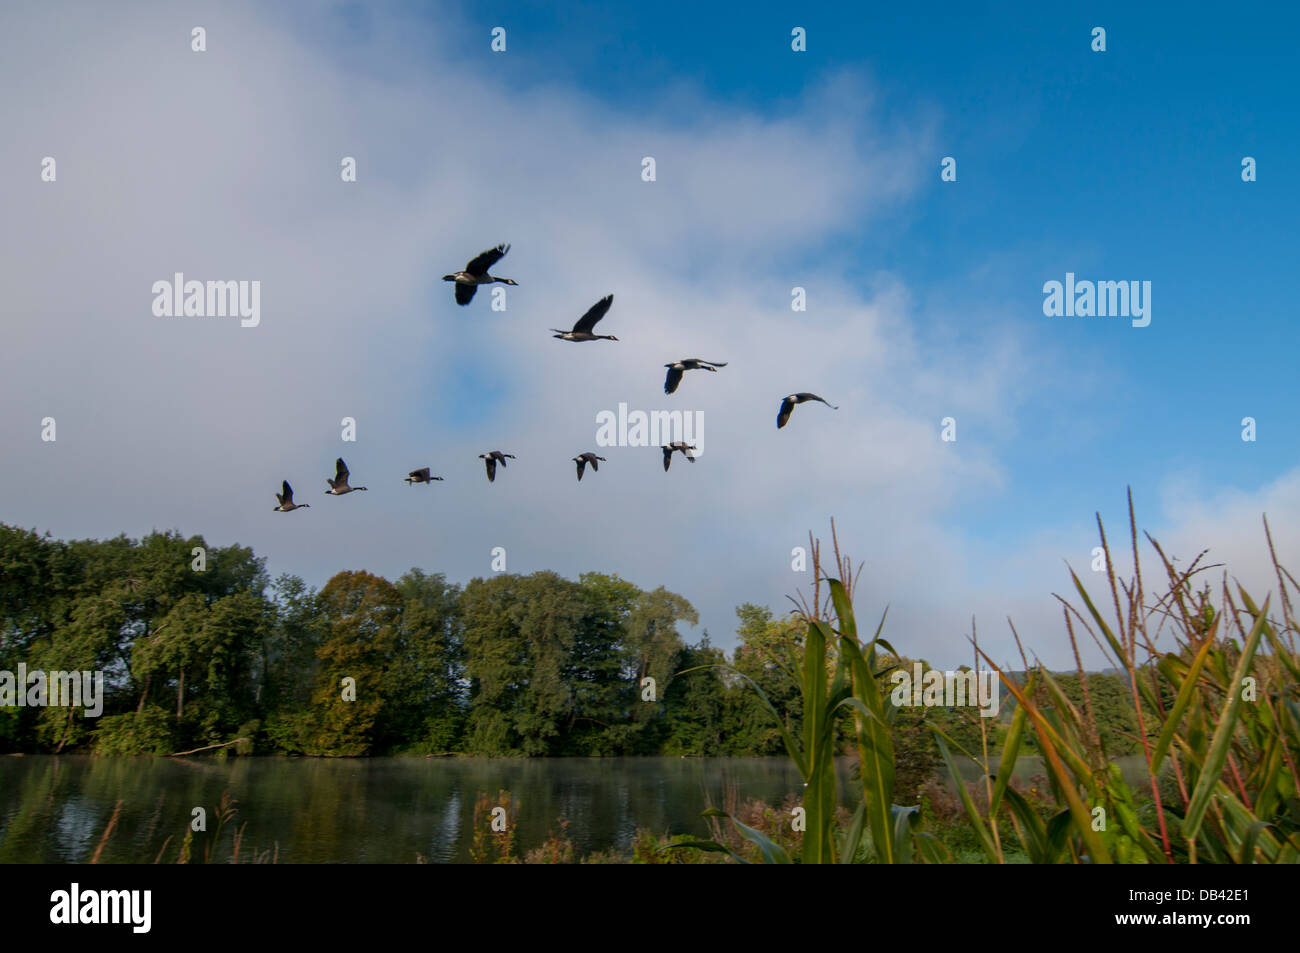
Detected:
[
  {"left": 662, "top": 633, "right": 728, "bottom": 755},
  {"left": 462, "top": 572, "right": 584, "bottom": 755},
  {"left": 258, "top": 573, "right": 326, "bottom": 752},
  {"left": 307, "top": 571, "right": 403, "bottom": 756},
  {"left": 376, "top": 569, "right": 464, "bottom": 753},
  {"left": 724, "top": 604, "right": 803, "bottom": 755},
  {"left": 623, "top": 586, "right": 698, "bottom": 747},
  {"left": 560, "top": 573, "right": 640, "bottom": 754}
]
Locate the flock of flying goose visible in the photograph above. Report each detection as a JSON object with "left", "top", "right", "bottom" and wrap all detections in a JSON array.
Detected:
[{"left": 273, "top": 244, "right": 836, "bottom": 512}]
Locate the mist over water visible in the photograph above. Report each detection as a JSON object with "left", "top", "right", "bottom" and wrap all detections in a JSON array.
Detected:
[{"left": 0, "top": 754, "right": 1154, "bottom": 863}]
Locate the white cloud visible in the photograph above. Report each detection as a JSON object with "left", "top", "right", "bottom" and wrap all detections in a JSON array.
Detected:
[{"left": 2, "top": 2, "right": 1295, "bottom": 673}]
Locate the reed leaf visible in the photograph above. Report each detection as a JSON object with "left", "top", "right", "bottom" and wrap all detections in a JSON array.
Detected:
[
  {"left": 701, "top": 809, "right": 792, "bottom": 864},
  {"left": 935, "top": 732, "right": 999, "bottom": 862},
  {"left": 838, "top": 633, "right": 897, "bottom": 863},
  {"left": 976, "top": 651, "right": 1114, "bottom": 863},
  {"left": 1002, "top": 785, "right": 1052, "bottom": 863},
  {"left": 1182, "top": 593, "right": 1270, "bottom": 844},
  {"left": 991, "top": 675, "right": 1035, "bottom": 814},
  {"left": 1151, "top": 634, "right": 1217, "bottom": 775},
  {"left": 838, "top": 801, "right": 867, "bottom": 864}
]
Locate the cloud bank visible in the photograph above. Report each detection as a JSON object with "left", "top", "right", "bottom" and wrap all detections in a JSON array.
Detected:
[{"left": 1, "top": 1, "right": 1295, "bottom": 669}]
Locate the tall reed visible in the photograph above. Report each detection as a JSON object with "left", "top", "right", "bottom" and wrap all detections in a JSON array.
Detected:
[{"left": 671, "top": 497, "right": 1300, "bottom": 864}]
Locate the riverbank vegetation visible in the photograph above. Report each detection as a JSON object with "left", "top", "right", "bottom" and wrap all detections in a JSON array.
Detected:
[
  {"left": 656, "top": 504, "right": 1300, "bottom": 864},
  {"left": 5, "top": 495, "right": 1300, "bottom": 863},
  {"left": 2, "top": 521, "right": 986, "bottom": 760}
]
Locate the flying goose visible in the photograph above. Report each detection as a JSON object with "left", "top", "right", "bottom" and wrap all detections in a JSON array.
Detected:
[
  {"left": 664, "top": 358, "right": 727, "bottom": 395},
  {"left": 405, "top": 467, "right": 444, "bottom": 485},
  {"left": 662, "top": 442, "right": 696, "bottom": 471},
  {"left": 325, "top": 458, "right": 368, "bottom": 494},
  {"left": 573, "top": 452, "right": 606, "bottom": 482},
  {"left": 479, "top": 450, "right": 516, "bottom": 483},
  {"left": 274, "top": 480, "right": 310, "bottom": 512},
  {"left": 443, "top": 244, "right": 518, "bottom": 305},
  {"left": 551, "top": 295, "right": 618, "bottom": 342},
  {"left": 777, "top": 393, "right": 839, "bottom": 429}
]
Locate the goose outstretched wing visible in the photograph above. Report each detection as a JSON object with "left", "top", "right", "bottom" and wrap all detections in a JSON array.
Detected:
[
  {"left": 465, "top": 244, "right": 508, "bottom": 277},
  {"left": 572, "top": 295, "right": 613, "bottom": 334}
]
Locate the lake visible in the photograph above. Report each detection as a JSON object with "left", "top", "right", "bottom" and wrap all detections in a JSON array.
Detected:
[{"left": 0, "top": 754, "right": 1152, "bottom": 863}]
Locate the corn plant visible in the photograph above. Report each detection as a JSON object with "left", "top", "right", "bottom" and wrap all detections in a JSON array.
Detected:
[
  {"left": 936, "top": 491, "right": 1300, "bottom": 864},
  {"left": 667, "top": 521, "right": 947, "bottom": 863}
]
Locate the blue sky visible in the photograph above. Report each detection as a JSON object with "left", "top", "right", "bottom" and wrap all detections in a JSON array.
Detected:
[
  {"left": 433, "top": 0, "right": 1300, "bottom": 541},
  {"left": 2, "top": 1, "right": 1296, "bottom": 668},
  {"left": 397, "top": 0, "right": 1300, "bottom": 529}
]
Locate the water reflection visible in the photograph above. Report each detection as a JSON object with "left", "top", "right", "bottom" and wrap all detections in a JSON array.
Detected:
[{"left": 0, "top": 754, "right": 1151, "bottom": 863}]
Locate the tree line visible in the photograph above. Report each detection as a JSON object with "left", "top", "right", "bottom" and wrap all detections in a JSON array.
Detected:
[
  {"left": 0, "top": 523, "right": 825, "bottom": 757},
  {"left": 0, "top": 523, "right": 1145, "bottom": 766}
]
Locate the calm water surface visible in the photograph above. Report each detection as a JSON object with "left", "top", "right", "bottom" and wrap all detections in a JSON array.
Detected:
[
  {"left": 0, "top": 754, "right": 1149, "bottom": 863},
  {"left": 0, "top": 756, "right": 819, "bottom": 863}
]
